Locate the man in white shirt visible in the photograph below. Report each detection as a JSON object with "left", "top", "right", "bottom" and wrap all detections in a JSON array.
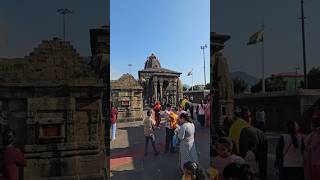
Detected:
[{"left": 255, "top": 106, "right": 266, "bottom": 132}]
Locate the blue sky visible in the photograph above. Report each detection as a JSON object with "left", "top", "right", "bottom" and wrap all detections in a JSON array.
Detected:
[
  {"left": 212, "top": 0, "right": 320, "bottom": 79},
  {"left": 0, "top": 0, "right": 107, "bottom": 58},
  {"left": 110, "top": 0, "right": 210, "bottom": 86}
]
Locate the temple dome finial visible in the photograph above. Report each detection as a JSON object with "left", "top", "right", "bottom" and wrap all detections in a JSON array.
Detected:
[{"left": 144, "top": 53, "right": 161, "bottom": 69}]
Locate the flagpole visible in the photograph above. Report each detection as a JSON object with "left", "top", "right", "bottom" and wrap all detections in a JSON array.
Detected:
[
  {"left": 261, "top": 21, "right": 265, "bottom": 93},
  {"left": 299, "top": 0, "right": 308, "bottom": 89},
  {"left": 192, "top": 69, "right": 194, "bottom": 91}
]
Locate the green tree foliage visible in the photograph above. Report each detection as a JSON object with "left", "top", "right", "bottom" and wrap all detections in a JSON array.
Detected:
[
  {"left": 233, "top": 78, "right": 248, "bottom": 95},
  {"left": 183, "top": 85, "right": 189, "bottom": 91},
  {"left": 251, "top": 76, "right": 287, "bottom": 93},
  {"left": 205, "top": 83, "right": 211, "bottom": 90},
  {"left": 308, "top": 67, "right": 320, "bottom": 89}
]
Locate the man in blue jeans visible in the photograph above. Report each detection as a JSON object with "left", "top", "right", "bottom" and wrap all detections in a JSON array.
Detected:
[{"left": 110, "top": 103, "right": 118, "bottom": 141}]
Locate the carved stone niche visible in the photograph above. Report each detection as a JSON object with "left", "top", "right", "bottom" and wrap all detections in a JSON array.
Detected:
[
  {"left": 36, "top": 111, "right": 67, "bottom": 144},
  {"left": 37, "top": 116, "right": 66, "bottom": 143}
]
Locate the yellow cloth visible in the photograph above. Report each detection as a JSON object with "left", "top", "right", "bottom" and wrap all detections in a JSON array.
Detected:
[
  {"left": 181, "top": 99, "right": 188, "bottom": 110},
  {"left": 207, "top": 167, "right": 219, "bottom": 180},
  {"left": 229, "top": 118, "right": 250, "bottom": 153},
  {"left": 168, "top": 111, "right": 178, "bottom": 129}
]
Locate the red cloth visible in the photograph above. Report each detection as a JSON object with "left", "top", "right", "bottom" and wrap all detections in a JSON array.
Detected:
[
  {"left": 153, "top": 103, "right": 161, "bottom": 112},
  {"left": 3, "top": 146, "right": 26, "bottom": 180},
  {"left": 110, "top": 107, "right": 118, "bottom": 124}
]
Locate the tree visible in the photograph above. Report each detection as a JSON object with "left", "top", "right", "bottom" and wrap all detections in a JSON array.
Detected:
[
  {"left": 308, "top": 67, "right": 320, "bottom": 89},
  {"left": 251, "top": 76, "right": 287, "bottom": 93},
  {"left": 233, "top": 78, "right": 248, "bottom": 95},
  {"left": 188, "top": 85, "right": 202, "bottom": 91},
  {"left": 183, "top": 84, "right": 190, "bottom": 91},
  {"left": 205, "top": 83, "right": 211, "bottom": 90}
]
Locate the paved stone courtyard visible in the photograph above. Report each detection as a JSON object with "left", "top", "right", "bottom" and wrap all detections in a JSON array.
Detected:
[
  {"left": 110, "top": 113, "right": 210, "bottom": 180},
  {"left": 109, "top": 111, "right": 283, "bottom": 180}
]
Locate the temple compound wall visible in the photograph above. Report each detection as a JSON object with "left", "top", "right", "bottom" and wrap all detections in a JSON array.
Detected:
[
  {"left": 0, "top": 38, "right": 106, "bottom": 179},
  {"left": 235, "top": 90, "right": 320, "bottom": 132},
  {"left": 183, "top": 90, "right": 210, "bottom": 104}
]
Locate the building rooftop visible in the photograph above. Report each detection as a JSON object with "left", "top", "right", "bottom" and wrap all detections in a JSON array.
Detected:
[
  {"left": 111, "top": 73, "right": 143, "bottom": 90},
  {"left": 272, "top": 72, "right": 304, "bottom": 77},
  {"left": 140, "top": 53, "right": 181, "bottom": 75}
]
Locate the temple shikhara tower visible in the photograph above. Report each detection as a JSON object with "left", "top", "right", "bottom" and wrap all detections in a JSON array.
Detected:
[{"left": 138, "top": 53, "right": 183, "bottom": 107}]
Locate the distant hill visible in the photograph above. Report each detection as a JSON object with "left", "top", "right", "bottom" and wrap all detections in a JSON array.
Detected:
[{"left": 231, "top": 71, "right": 258, "bottom": 87}]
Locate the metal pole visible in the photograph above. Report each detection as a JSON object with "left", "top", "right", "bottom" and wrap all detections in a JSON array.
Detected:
[
  {"left": 57, "top": 8, "right": 72, "bottom": 41},
  {"left": 201, "top": 44, "right": 207, "bottom": 86},
  {"left": 261, "top": 22, "right": 265, "bottom": 93},
  {"left": 63, "top": 14, "right": 66, "bottom": 40},
  {"left": 295, "top": 67, "right": 300, "bottom": 89},
  {"left": 192, "top": 69, "right": 194, "bottom": 91},
  {"left": 300, "top": 0, "right": 308, "bottom": 89},
  {"left": 261, "top": 37, "right": 265, "bottom": 93}
]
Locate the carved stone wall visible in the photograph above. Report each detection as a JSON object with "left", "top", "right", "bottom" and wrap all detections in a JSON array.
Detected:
[
  {"left": 111, "top": 74, "right": 143, "bottom": 122},
  {"left": 138, "top": 54, "right": 183, "bottom": 107},
  {"left": 0, "top": 38, "right": 106, "bottom": 179},
  {"left": 211, "top": 32, "right": 234, "bottom": 129}
]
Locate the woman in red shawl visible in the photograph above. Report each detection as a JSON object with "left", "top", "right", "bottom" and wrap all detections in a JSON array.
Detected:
[
  {"left": 2, "top": 129, "right": 27, "bottom": 180},
  {"left": 153, "top": 101, "right": 162, "bottom": 127}
]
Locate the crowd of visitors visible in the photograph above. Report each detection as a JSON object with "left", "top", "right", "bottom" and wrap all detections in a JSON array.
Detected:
[{"left": 209, "top": 106, "right": 320, "bottom": 180}]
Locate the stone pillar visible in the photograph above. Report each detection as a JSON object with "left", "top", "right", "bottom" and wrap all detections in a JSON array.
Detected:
[
  {"left": 159, "top": 80, "right": 163, "bottom": 103},
  {"left": 154, "top": 82, "right": 158, "bottom": 102}
]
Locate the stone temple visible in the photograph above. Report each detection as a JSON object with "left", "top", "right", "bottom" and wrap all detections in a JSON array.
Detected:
[
  {"left": 138, "top": 53, "right": 183, "bottom": 107},
  {"left": 0, "top": 38, "right": 106, "bottom": 179},
  {"left": 111, "top": 74, "right": 143, "bottom": 122}
]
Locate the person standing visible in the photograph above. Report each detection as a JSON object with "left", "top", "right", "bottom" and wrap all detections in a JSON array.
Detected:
[
  {"left": 2, "top": 129, "right": 27, "bottom": 180},
  {"left": 164, "top": 104, "right": 177, "bottom": 153},
  {"left": 153, "top": 101, "right": 162, "bottom": 127},
  {"left": 196, "top": 100, "right": 206, "bottom": 127},
  {"left": 275, "top": 121, "right": 304, "bottom": 180},
  {"left": 244, "top": 141, "right": 259, "bottom": 177},
  {"left": 110, "top": 103, "right": 118, "bottom": 141},
  {"left": 181, "top": 96, "right": 190, "bottom": 111},
  {"left": 213, "top": 137, "right": 245, "bottom": 180},
  {"left": 255, "top": 106, "right": 266, "bottom": 132},
  {"left": 188, "top": 101, "right": 194, "bottom": 120},
  {"left": 182, "top": 161, "right": 206, "bottom": 180},
  {"left": 230, "top": 107, "right": 268, "bottom": 180},
  {"left": 143, "top": 109, "right": 160, "bottom": 156},
  {"left": 205, "top": 97, "right": 211, "bottom": 128},
  {"left": 178, "top": 112, "right": 198, "bottom": 170},
  {"left": 304, "top": 111, "right": 320, "bottom": 180}
]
